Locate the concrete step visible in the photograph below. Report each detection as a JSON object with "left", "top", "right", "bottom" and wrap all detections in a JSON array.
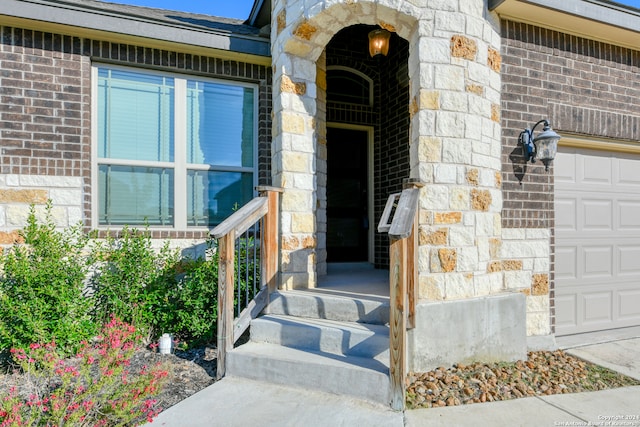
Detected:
[
  {"left": 250, "top": 314, "right": 390, "bottom": 360},
  {"left": 226, "top": 342, "right": 390, "bottom": 405},
  {"left": 267, "top": 290, "right": 390, "bottom": 325}
]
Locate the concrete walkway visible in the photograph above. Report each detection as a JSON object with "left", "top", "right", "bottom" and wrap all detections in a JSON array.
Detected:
[{"left": 152, "top": 333, "right": 640, "bottom": 427}]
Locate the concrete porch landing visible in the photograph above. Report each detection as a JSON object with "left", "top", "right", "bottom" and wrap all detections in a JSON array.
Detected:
[{"left": 314, "top": 262, "right": 389, "bottom": 298}]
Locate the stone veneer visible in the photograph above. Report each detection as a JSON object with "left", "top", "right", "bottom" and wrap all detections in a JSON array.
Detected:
[
  {"left": 0, "top": 174, "right": 82, "bottom": 244},
  {"left": 271, "top": 0, "right": 525, "bottom": 368}
]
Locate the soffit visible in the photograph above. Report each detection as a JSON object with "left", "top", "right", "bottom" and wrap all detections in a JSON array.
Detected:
[
  {"left": 490, "top": 0, "right": 640, "bottom": 50},
  {"left": 0, "top": 0, "right": 271, "bottom": 65}
]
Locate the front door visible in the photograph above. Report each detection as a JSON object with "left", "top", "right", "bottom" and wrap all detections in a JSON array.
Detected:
[{"left": 326, "top": 126, "right": 369, "bottom": 262}]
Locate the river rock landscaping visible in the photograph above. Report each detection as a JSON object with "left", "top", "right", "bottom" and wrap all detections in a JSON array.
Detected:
[{"left": 406, "top": 349, "right": 640, "bottom": 409}]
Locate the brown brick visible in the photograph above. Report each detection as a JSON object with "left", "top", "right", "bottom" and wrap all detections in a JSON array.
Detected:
[
  {"left": 420, "top": 227, "right": 448, "bottom": 245},
  {"left": 532, "top": 274, "right": 549, "bottom": 295},
  {"left": 438, "top": 249, "right": 457, "bottom": 272},
  {"left": 293, "top": 21, "right": 317, "bottom": 41},
  {"left": 466, "top": 168, "right": 479, "bottom": 186},
  {"left": 471, "top": 189, "right": 492, "bottom": 211},
  {"left": 434, "top": 212, "right": 462, "bottom": 224},
  {"left": 451, "top": 35, "right": 477, "bottom": 60},
  {"left": 0, "top": 230, "right": 24, "bottom": 245},
  {"left": 502, "top": 260, "right": 523, "bottom": 271},
  {"left": 0, "top": 189, "right": 48, "bottom": 203},
  {"left": 280, "top": 75, "right": 307, "bottom": 95}
]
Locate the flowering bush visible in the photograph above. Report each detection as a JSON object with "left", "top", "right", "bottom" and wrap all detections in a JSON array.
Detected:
[{"left": 0, "top": 317, "right": 169, "bottom": 426}]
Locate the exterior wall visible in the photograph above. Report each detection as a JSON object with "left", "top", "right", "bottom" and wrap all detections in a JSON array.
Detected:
[
  {"left": 500, "top": 19, "right": 640, "bottom": 336},
  {"left": 271, "top": 0, "right": 522, "bottom": 370},
  {"left": 0, "top": 25, "right": 272, "bottom": 241}
]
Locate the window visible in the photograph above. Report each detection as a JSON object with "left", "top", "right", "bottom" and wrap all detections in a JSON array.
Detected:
[
  {"left": 93, "top": 66, "right": 257, "bottom": 228},
  {"left": 326, "top": 66, "right": 373, "bottom": 106}
]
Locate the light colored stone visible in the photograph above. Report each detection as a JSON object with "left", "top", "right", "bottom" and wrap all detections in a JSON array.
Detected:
[
  {"left": 526, "top": 295, "right": 549, "bottom": 313},
  {"left": 281, "top": 75, "right": 307, "bottom": 95},
  {"left": 502, "top": 228, "right": 526, "bottom": 240},
  {"left": 419, "top": 37, "right": 450, "bottom": 63},
  {"left": 456, "top": 246, "right": 478, "bottom": 272},
  {"left": 525, "top": 228, "right": 550, "bottom": 239},
  {"left": 18, "top": 175, "right": 82, "bottom": 187},
  {"left": 500, "top": 240, "right": 549, "bottom": 259},
  {"left": 434, "top": 65, "right": 464, "bottom": 91},
  {"left": 449, "top": 226, "right": 474, "bottom": 246},
  {"left": 291, "top": 213, "right": 315, "bottom": 233},
  {"left": 419, "top": 274, "right": 445, "bottom": 300},
  {"left": 444, "top": 273, "right": 474, "bottom": 299},
  {"left": 418, "top": 136, "right": 442, "bottom": 162},
  {"left": 281, "top": 190, "right": 312, "bottom": 212},
  {"left": 434, "top": 164, "right": 457, "bottom": 183},
  {"left": 281, "top": 113, "right": 306, "bottom": 134},
  {"left": 422, "top": 185, "right": 449, "bottom": 210},
  {"left": 282, "top": 151, "right": 310, "bottom": 173},
  {"left": 504, "top": 270, "right": 531, "bottom": 290},
  {"left": 527, "top": 311, "right": 550, "bottom": 336},
  {"left": 49, "top": 189, "right": 82, "bottom": 206},
  {"left": 449, "top": 187, "right": 469, "bottom": 210},
  {"left": 419, "top": 89, "right": 440, "bottom": 110},
  {"left": 284, "top": 38, "right": 314, "bottom": 57}
]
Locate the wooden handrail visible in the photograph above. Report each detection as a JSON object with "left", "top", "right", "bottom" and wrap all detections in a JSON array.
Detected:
[
  {"left": 378, "top": 180, "right": 422, "bottom": 411},
  {"left": 211, "top": 186, "right": 281, "bottom": 380}
]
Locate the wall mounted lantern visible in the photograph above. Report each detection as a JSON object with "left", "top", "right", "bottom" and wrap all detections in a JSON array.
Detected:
[
  {"left": 519, "top": 119, "right": 561, "bottom": 171},
  {"left": 368, "top": 28, "right": 391, "bottom": 57}
]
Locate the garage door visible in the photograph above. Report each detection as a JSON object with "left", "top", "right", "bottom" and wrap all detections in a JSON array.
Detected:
[{"left": 555, "top": 147, "right": 640, "bottom": 336}]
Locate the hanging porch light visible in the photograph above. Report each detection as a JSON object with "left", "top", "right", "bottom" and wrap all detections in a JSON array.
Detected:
[{"left": 368, "top": 28, "right": 391, "bottom": 57}]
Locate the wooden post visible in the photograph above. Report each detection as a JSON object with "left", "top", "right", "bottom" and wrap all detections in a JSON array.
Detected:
[
  {"left": 389, "top": 236, "right": 407, "bottom": 411},
  {"left": 216, "top": 233, "right": 235, "bottom": 380},
  {"left": 402, "top": 180, "right": 422, "bottom": 330},
  {"left": 259, "top": 187, "right": 281, "bottom": 296}
]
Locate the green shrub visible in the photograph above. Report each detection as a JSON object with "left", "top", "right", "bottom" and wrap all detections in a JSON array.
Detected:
[
  {"left": 88, "top": 226, "right": 180, "bottom": 340},
  {"left": 0, "top": 203, "right": 97, "bottom": 356}
]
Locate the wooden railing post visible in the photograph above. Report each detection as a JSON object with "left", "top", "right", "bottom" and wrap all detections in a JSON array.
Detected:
[
  {"left": 379, "top": 180, "right": 423, "bottom": 411},
  {"left": 389, "top": 235, "right": 407, "bottom": 411},
  {"left": 258, "top": 186, "right": 282, "bottom": 296},
  {"left": 216, "top": 233, "right": 235, "bottom": 380},
  {"left": 403, "top": 179, "right": 423, "bottom": 330}
]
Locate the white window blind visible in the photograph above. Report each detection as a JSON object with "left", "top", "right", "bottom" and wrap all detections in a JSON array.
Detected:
[{"left": 95, "top": 65, "right": 256, "bottom": 228}]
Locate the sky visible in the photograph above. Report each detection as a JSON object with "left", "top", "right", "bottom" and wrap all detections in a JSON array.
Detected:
[{"left": 103, "top": 0, "right": 640, "bottom": 20}]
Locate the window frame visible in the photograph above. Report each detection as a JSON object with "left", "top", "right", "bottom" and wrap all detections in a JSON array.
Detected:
[
  {"left": 91, "top": 63, "right": 259, "bottom": 231},
  {"left": 326, "top": 65, "right": 374, "bottom": 107}
]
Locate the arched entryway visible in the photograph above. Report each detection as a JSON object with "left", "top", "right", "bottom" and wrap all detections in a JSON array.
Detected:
[{"left": 323, "top": 25, "right": 411, "bottom": 271}]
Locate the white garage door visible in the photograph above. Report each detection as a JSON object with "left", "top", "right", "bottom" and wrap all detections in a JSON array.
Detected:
[{"left": 555, "top": 147, "right": 640, "bottom": 336}]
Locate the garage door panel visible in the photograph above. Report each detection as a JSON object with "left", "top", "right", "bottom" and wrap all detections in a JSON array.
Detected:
[
  {"left": 555, "top": 198, "right": 577, "bottom": 231},
  {"left": 555, "top": 146, "right": 640, "bottom": 335},
  {"left": 617, "top": 158, "right": 640, "bottom": 186},
  {"left": 582, "top": 155, "right": 612, "bottom": 185},
  {"left": 555, "top": 246, "right": 577, "bottom": 279},
  {"left": 555, "top": 294, "right": 578, "bottom": 329},
  {"left": 618, "top": 245, "right": 640, "bottom": 276},
  {"left": 582, "top": 291, "right": 612, "bottom": 324},
  {"left": 583, "top": 246, "right": 612, "bottom": 278},
  {"left": 554, "top": 150, "right": 576, "bottom": 182},
  {"left": 618, "top": 201, "right": 640, "bottom": 229},
  {"left": 582, "top": 199, "right": 613, "bottom": 231},
  {"left": 619, "top": 289, "right": 640, "bottom": 320}
]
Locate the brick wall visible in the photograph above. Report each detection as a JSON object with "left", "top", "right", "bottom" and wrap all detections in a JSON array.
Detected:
[
  {"left": 325, "top": 25, "right": 411, "bottom": 268},
  {"left": 500, "top": 19, "right": 640, "bottom": 334},
  {"left": 0, "top": 25, "right": 272, "bottom": 239}
]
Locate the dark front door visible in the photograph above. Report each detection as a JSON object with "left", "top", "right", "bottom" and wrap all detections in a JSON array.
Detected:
[{"left": 327, "top": 127, "right": 369, "bottom": 262}]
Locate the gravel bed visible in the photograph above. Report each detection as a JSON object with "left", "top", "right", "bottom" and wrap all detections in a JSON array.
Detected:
[{"left": 406, "top": 350, "right": 640, "bottom": 409}]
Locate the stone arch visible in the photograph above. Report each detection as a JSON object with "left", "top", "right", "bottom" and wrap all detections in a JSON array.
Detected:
[{"left": 271, "top": 1, "right": 422, "bottom": 288}]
